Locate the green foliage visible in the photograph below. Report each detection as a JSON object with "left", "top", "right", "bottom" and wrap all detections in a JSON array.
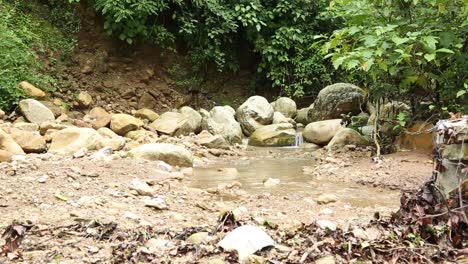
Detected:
[
  {"left": 69, "top": 0, "right": 334, "bottom": 98},
  {"left": 323, "top": 0, "right": 467, "bottom": 113},
  {"left": 0, "top": 0, "right": 79, "bottom": 110}
]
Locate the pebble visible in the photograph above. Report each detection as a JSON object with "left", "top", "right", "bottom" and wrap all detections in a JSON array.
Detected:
[
  {"left": 144, "top": 196, "right": 168, "bottom": 210},
  {"left": 37, "top": 175, "right": 48, "bottom": 183}
]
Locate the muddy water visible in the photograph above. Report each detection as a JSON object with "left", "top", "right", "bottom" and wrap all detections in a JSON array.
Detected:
[{"left": 192, "top": 147, "right": 400, "bottom": 209}]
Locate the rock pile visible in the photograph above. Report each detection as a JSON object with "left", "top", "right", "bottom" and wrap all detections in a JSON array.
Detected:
[{"left": 0, "top": 81, "right": 379, "bottom": 165}]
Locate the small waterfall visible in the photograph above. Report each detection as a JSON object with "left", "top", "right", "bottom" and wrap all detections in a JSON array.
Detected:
[{"left": 294, "top": 131, "right": 304, "bottom": 147}]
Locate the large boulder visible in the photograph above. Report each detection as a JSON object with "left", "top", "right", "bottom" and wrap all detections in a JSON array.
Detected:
[
  {"left": 295, "top": 106, "right": 311, "bottom": 125},
  {"left": 303, "top": 119, "right": 343, "bottom": 145},
  {"left": 272, "top": 97, "right": 297, "bottom": 118},
  {"left": 49, "top": 127, "right": 103, "bottom": 155},
  {"left": 197, "top": 130, "right": 230, "bottom": 150},
  {"left": 180, "top": 106, "right": 202, "bottom": 133},
  {"left": 89, "top": 107, "right": 111, "bottom": 129},
  {"left": 0, "top": 129, "right": 25, "bottom": 155},
  {"left": 272, "top": 112, "right": 289, "bottom": 124},
  {"left": 308, "top": 83, "right": 365, "bottom": 122},
  {"left": 110, "top": 114, "right": 143, "bottom": 135},
  {"left": 201, "top": 106, "right": 243, "bottom": 144},
  {"left": 10, "top": 129, "right": 46, "bottom": 153},
  {"left": 150, "top": 112, "right": 192, "bottom": 136},
  {"left": 236, "top": 96, "right": 274, "bottom": 136},
  {"left": 249, "top": 123, "right": 296, "bottom": 147},
  {"left": 19, "top": 99, "right": 55, "bottom": 125},
  {"left": 327, "top": 128, "right": 368, "bottom": 149},
  {"left": 129, "top": 143, "right": 193, "bottom": 167}
]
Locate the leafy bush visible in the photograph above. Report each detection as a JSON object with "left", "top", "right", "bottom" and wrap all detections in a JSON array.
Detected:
[
  {"left": 322, "top": 0, "right": 467, "bottom": 113},
  {"left": 0, "top": 0, "right": 79, "bottom": 110},
  {"left": 71, "top": 0, "right": 334, "bottom": 98}
]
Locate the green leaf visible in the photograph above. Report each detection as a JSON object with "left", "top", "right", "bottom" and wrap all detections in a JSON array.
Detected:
[
  {"left": 424, "top": 53, "right": 436, "bottom": 62},
  {"left": 332, "top": 56, "right": 346, "bottom": 69},
  {"left": 422, "top": 36, "right": 438, "bottom": 50},
  {"left": 361, "top": 242, "right": 370, "bottom": 249},
  {"left": 436, "top": 48, "right": 454, "bottom": 54},
  {"left": 456, "top": 90, "right": 466, "bottom": 98},
  {"left": 392, "top": 37, "right": 409, "bottom": 45}
]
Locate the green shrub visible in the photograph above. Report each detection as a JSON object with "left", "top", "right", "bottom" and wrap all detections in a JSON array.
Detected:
[{"left": 0, "top": 0, "right": 79, "bottom": 110}]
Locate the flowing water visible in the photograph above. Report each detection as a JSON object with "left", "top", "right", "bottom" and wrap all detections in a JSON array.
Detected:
[{"left": 191, "top": 147, "right": 400, "bottom": 209}]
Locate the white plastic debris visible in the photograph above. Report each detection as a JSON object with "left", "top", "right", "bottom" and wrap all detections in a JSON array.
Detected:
[{"left": 218, "top": 225, "right": 274, "bottom": 262}]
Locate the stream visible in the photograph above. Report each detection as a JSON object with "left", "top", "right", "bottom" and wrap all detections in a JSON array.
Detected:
[{"left": 191, "top": 146, "right": 400, "bottom": 209}]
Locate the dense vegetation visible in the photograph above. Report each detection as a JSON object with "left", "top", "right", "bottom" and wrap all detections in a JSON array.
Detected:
[
  {"left": 0, "top": 0, "right": 79, "bottom": 110},
  {"left": 0, "top": 0, "right": 466, "bottom": 114}
]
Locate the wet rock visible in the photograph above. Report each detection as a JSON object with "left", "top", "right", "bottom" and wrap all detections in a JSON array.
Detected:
[
  {"left": 144, "top": 196, "right": 168, "bottom": 210},
  {"left": 19, "top": 99, "right": 55, "bottom": 125},
  {"left": 308, "top": 83, "right": 365, "bottom": 122},
  {"left": 236, "top": 96, "right": 274, "bottom": 136},
  {"left": 249, "top": 123, "right": 295, "bottom": 147},
  {"left": 0, "top": 128, "right": 25, "bottom": 155},
  {"left": 201, "top": 106, "right": 243, "bottom": 144},
  {"left": 10, "top": 129, "right": 46, "bottom": 153},
  {"left": 89, "top": 107, "right": 111, "bottom": 129},
  {"left": 303, "top": 119, "right": 343, "bottom": 145},
  {"left": 327, "top": 128, "right": 368, "bottom": 149},
  {"left": 218, "top": 225, "right": 274, "bottom": 262},
  {"left": 197, "top": 130, "right": 230, "bottom": 150},
  {"left": 272, "top": 97, "right": 297, "bottom": 118},
  {"left": 135, "top": 108, "right": 159, "bottom": 122},
  {"left": 19, "top": 81, "right": 46, "bottom": 99},
  {"left": 316, "top": 194, "right": 338, "bottom": 205},
  {"left": 49, "top": 127, "right": 103, "bottom": 155},
  {"left": 77, "top": 91, "right": 93, "bottom": 107},
  {"left": 129, "top": 143, "right": 193, "bottom": 167},
  {"left": 131, "top": 179, "right": 155, "bottom": 196},
  {"left": 110, "top": 114, "right": 143, "bottom": 135}
]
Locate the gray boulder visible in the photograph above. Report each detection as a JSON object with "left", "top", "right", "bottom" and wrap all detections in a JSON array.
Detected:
[
  {"left": 308, "top": 83, "right": 365, "bottom": 122},
  {"left": 129, "top": 143, "right": 193, "bottom": 167},
  {"left": 19, "top": 99, "right": 55, "bottom": 125},
  {"left": 249, "top": 123, "right": 296, "bottom": 147},
  {"left": 272, "top": 97, "right": 297, "bottom": 118},
  {"left": 295, "top": 106, "right": 312, "bottom": 125},
  {"left": 201, "top": 106, "right": 243, "bottom": 144},
  {"left": 303, "top": 119, "right": 343, "bottom": 145},
  {"left": 236, "top": 96, "right": 274, "bottom": 136}
]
